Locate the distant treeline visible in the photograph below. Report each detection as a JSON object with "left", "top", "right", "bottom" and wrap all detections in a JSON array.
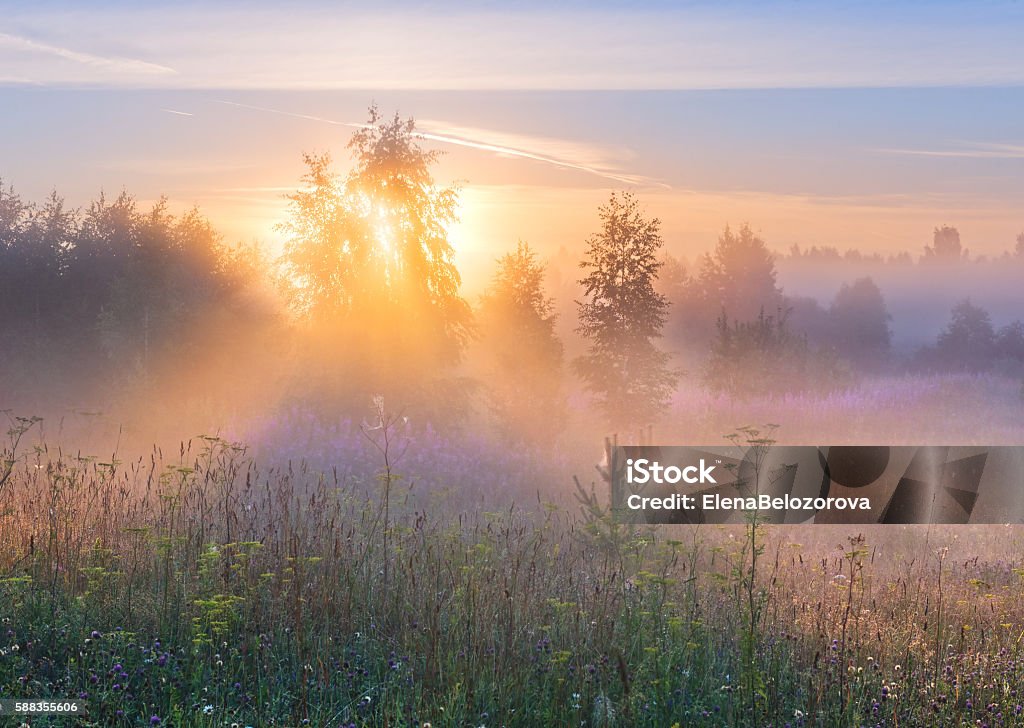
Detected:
[
  {"left": 651, "top": 224, "right": 1024, "bottom": 396},
  {"left": 0, "top": 183, "right": 273, "bottom": 408},
  {"left": 782, "top": 225, "right": 1024, "bottom": 265}
]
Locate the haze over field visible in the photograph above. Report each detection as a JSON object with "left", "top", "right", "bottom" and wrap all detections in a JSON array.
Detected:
[{"left": 4, "top": 3, "right": 1024, "bottom": 727}]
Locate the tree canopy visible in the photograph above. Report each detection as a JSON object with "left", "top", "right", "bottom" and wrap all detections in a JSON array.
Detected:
[
  {"left": 476, "top": 241, "right": 564, "bottom": 441},
  {"left": 574, "top": 192, "right": 677, "bottom": 429},
  {"left": 278, "top": 106, "right": 473, "bottom": 415}
]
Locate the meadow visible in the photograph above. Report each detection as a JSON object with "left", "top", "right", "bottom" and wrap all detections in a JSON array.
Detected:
[{"left": 3, "top": 373, "right": 1024, "bottom": 727}]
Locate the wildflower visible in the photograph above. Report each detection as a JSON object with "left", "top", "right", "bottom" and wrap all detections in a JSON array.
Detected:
[
  {"left": 202, "top": 705, "right": 214, "bottom": 715},
  {"left": 150, "top": 716, "right": 161, "bottom": 725}
]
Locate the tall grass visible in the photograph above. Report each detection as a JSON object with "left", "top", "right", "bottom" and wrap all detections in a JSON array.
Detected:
[{"left": 3, "top": 413, "right": 1024, "bottom": 726}]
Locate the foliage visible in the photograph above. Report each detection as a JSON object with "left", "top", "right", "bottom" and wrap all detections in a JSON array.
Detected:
[
  {"left": 996, "top": 321, "right": 1024, "bottom": 362},
  {"left": 574, "top": 192, "right": 678, "bottom": 429},
  {"left": 476, "top": 241, "right": 565, "bottom": 442},
  {"left": 827, "top": 277, "right": 892, "bottom": 368},
  {"left": 924, "top": 225, "right": 968, "bottom": 261},
  {"left": 934, "top": 299, "right": 997, "bottom": 370},
  {"left": 683, "top": 224, "right": 784, "bottom": 339},
  {"left": 705, "top": 307, "right": 852, "bottom": 397},
  {"left": 0, "top": 182, "right": 262, "bottom": 403},
  {"left": 5, "top": 428, "right": 1024, "bottom": 726},
  {"left": 277, "top": 106, "right": 473, "bottom": 419}
]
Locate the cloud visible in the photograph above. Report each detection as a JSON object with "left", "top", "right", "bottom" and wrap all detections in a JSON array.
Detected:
[
  {"left": 0, "top": 32, "right": 176, "bottom": 77},
  {"left": 0, "top": 75, "right": 42, "bottom": 85},
  {"left": 216, "top": 101, "right": 664, "bottom": 187},
  {"left": 2, "top": 4, "right": 1023, "bottom": 89},
  {"left": 414, "top": 120, "right": 660, "bottom": 187},
  {"left": 875, "top": 142, "right": 1024, "bottom": 160}
]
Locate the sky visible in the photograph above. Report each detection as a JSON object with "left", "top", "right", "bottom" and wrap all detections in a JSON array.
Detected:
[{"left": 1, "top": 0, "right": 1023, "bottom": 289}]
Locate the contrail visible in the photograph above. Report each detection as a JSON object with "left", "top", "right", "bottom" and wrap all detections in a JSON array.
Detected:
[
  {"left": 160, "top": 108, "right": 193, "bottom": 117},
  {"left": 0, "top": 32, "right": 176, "bottom": 75},
  {"left": 875, "top": 142, "right": 1024, "bottom": 160},
  {"left": 214, "top": 100, "right": 665, "bottom": 188}
]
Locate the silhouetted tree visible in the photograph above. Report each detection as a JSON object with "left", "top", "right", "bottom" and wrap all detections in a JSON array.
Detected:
[
  {"left": 784, "top": 295, "right": 831, "bottom": 347},
  {"left": 95, "top": 200, "right": 231, "bottom": 381},
  {"left": 683, "top": 224, "right": 784, "bottom": 340},
  {"left": 705, "top": 307, "right": 850, "bottom": 397},
  {"left": 477, "top": 241, "right": 564, "bottom": 442},
  {"left": 0, "top": 181, "right": 257, "bottom": 407},
  {"left": 1016, "top": 232, "right": 1024, "bottom": 257},
  {"left": 935, "top": 299, "right": 995, "bottom": 370},
  {"left": 996, "top": 321, "right": 1024, "bottom": 362},
  {"left": 828, "top": 277, "right": 891, "bottom": 368},
  {"left": 574, "top": 192, "right": 677, "bottom": 428},
  {"left": 923, "top": 225, "right": 967, "bottom": 261}
]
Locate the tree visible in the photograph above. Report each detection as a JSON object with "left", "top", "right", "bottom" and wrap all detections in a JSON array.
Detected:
[
  {"left": 0, "top": 180, "right": 258, "bottom": 407},
  {"left": 574, "top": 192, "right": 678, "bottom": 429},
  {"left": 923, "top": 225, "right": 967, "bottom": 261},
  {"left": 476, "top": 242, "right": 564, "bottom": 442},
  {"left": 934, "top": 299, "right": 995, "bottom": 370},
  {"left": 95, "top": 200, "right": 232, "bottom": 381},
  {"left": 278, "top": 106, "right": 473, "bottom": 416},
  {"left": 996, "top": 320, "right": 1024, "bottom": 362},
  {"left": 1016, "top": 232, "right": 1024, "bottom": 258},
  {"left": 828, "top": 277, "right": 891, "bottom": 368},
  {"left": 705, "top": 307, "right": 850, "bottom": 398},
  {"left": 683, "top": 223, "right": 784, "bottom": 340}
]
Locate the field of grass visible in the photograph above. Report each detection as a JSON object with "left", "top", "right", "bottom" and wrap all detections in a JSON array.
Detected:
[{"left": 3, "top": 374, "right": 1024, "bottom": 727}]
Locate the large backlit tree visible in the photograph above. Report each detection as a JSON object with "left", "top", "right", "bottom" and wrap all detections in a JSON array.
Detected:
[
  {"left": 278, "top": 106, "right": 473, "bottom": 414},
  {"left": 574, "top": 192, "right": 677, "bottom": 429}
]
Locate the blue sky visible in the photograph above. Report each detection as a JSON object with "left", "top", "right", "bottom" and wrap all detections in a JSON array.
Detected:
[
  {"left": 1, "top": 2, "right": 1022, "bottom": 282},
  {"left": 3, "top": 1, "right": 1024, "bottom": 89}
]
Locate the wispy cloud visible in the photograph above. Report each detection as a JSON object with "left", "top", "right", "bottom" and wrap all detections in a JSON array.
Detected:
[
  {"left": 0, "top": 75, "right": 42, "bottom": 85},
  {"left": 0, "top": 31, "right": 175, "bottom": 77},
  {"left": 3, "top": 4, "right": 1023, "bottom": 90},
  {"left": 876, "top": 142, "right": 1024, "bottom": 160},
  {"left": 215, "top": 101, "right": 662, "bottom": 187},
  {"left": 414, "top": 120, "right": 660, "bottom": 187}
]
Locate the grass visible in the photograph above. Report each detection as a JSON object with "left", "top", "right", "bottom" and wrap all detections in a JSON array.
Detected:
[{"left": 3, "top": 375, "right": 1024, "bottom": 726}]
